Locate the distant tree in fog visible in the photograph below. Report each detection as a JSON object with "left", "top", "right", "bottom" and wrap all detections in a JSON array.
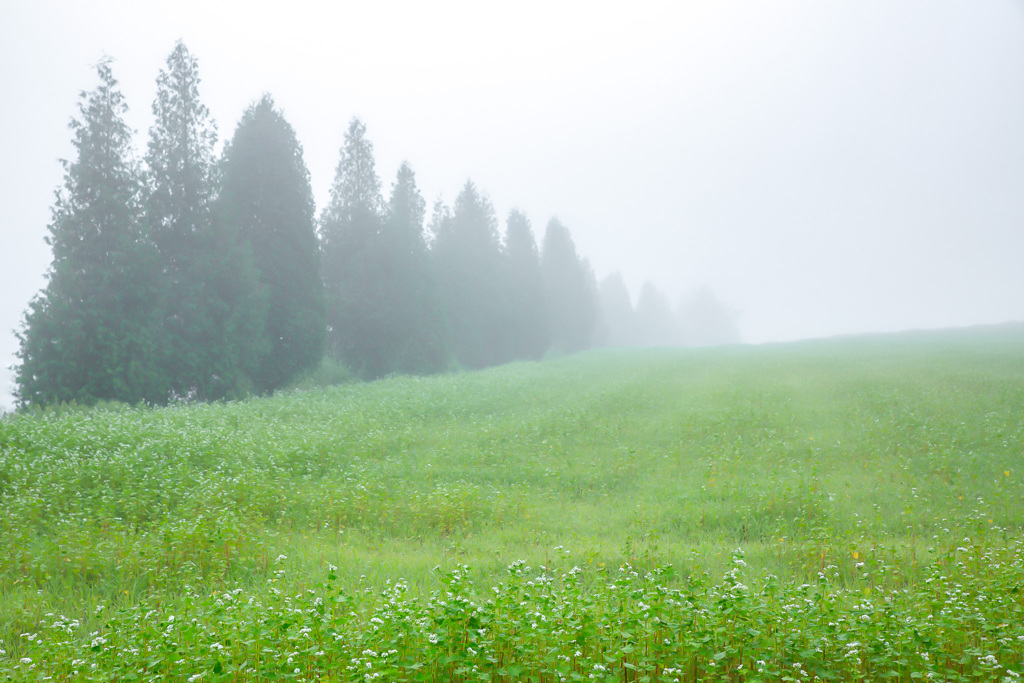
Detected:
[
  {"left": 319, "top": 118, "right": 388, "bottom": 377},
  {"left": 377, "top": 162, "right": 447, "bottom": 374},
  {"left": 541, "top": 218, "right": 597, "bottom": 354},
  {"left": 677, "top": 286, "right": 741, "bottom": 346},
  {"left": 219, "top": 95, "right": 325, "bottom": 393},
  {"left": 16, "top": 61, "right": 164, "bottom": 407},
  {"left": 431, "top": 181, "right": 507, "bottom": 369},
  {"left": 502, "top": 209, "right": 550, "bottom": 361},
  {"left": 426, "top": 198, "right": 452, "bottom": 249},
  {"left": 425, "top": 198, "right": 454, "bottom": 360},
  {"left": 634, "top": 281, "right": 677, "bottom": 347},
  {"left": 597, "top": 272, "right": 635, "bottom": 347},
  {"left": 146, "top": 41, "right": 262, "bottom": 400},
  {"left": 581, "top": 258, "right": 603, "bottom": 347}
]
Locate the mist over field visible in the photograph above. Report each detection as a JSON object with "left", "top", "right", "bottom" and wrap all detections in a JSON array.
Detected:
[
  {"left": 3, "top": 5, "right": 1024, "bottom": 676},
  {"left": 2, "top": 0, "right": 1024, "bottom": 409}
]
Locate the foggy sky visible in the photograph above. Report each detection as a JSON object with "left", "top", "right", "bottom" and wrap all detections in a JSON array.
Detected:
[{"left": 3, "top": 1, "right": 1024, "bottom": 410}]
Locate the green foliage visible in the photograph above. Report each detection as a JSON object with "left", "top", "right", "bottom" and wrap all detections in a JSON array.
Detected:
[
  {"left": 320, "top": 118, "right": 389, "bottom": 378},
  {"left": 634, "top": 281, "right": 677, "bottom": 347},
  {"left": 146, "top": 41, "right": 263, "bottom": 401},
  {"left": 3, "top": 326, "right": 1024, "bottom": 679},
  {"left": 376, "top": 162, "right": 448, "bottom": 375},
  {"left": 503, "top": 209, "right": 550, "bottom": 361},
  {"left": 18, "top": 51, "right": 624, "bottom": 403},
  {"left": 541, "top": 218, "right": 598, "bottom": 354},
  {"left": 597, "top": 271, "right": 636, "bottom": 347},
  {"left": 320, "top": 129, "right": 446, "bottom": 379},
  {"left": 8, "top": 550, "right": 1024, "bottom": 681},
  {"left": 432, "top": 181, "right": 509, "bottom": 369},
  {"left": 286, "top": 356, "right": 356, "bottom": 390},
  {"left": 219, "top": 95, "right": 325, "bottom": 393},
  {"left": 145, "top": 42, "right": 218, "bottom": 262},
  {"left": 15, "top": 60, "right": 165, "bottom": 408}
]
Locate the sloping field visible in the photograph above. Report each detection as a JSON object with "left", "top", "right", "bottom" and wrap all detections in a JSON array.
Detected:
[{"left": 2, "top": 324, "right": 1023, "bottom": 680}]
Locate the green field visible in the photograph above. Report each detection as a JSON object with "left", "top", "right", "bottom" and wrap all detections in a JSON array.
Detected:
[{"left": 2, "top": 324, "right": 1024, "bottom": 681}]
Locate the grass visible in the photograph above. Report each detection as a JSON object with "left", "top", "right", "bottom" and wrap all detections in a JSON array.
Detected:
[{"left": 1, "top": 323, "right": 1023, "bottom": 680}]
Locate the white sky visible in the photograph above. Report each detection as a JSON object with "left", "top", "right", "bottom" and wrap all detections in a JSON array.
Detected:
[{"left": 2, "top": 1, "right": 1024, "bottom": 410}]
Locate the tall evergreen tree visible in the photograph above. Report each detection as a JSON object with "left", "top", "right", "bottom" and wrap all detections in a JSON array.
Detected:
[
  {"left": 581, "top": 257, "right": 603, "bottom": 349},
  {"left": 598, "top": 271, "right": 636, "bottom": 347},
  {"left": 540, "top": 217, "right": 597, "bottom": 354},
  {"left": 503, "top": 209, "right": 549, "bottom": 360},
  {"left": 219, "top": 95, "right": 325, "bottom": 393},
  {"left": 676, "top": 287, "right": 741, "bottom": 347},
  {"left": 378, "top": 163, "right": 447, "bottom": 374},
  {"left": 426, "top": 198, "right": 455, "bottom": 359},
  {"left": 431, "top": 181, "right": 507, "bottom": 369},
  {"left": 146, "top": 41, "right": 262, "bottom": 400},
  {"left": 15, "top": 60, "right": 164, "bottom": 407},
  {"left": 426, "top": 198, "right": 452, "bottom": 237},
  {"left": 319, "top": 118, "right": 386, "bottom": 377},
  {"left": 635, "top": 281, "right": 677, "bottom": 347}
]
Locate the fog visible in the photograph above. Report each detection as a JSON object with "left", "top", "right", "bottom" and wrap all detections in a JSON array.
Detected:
[{"left": 3, "top": 1, "right": 1024, "bottom": 410}]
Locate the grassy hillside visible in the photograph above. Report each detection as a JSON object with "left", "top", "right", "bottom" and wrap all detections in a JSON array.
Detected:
[{"left": 2, "top": 324, "right": 1023, "bottom": 680}]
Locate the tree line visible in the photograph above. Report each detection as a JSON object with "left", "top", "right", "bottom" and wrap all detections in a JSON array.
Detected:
[
  {"left": 598, "top": 276, "right": 740, "bottom": 349},
  {"left": 14, "top": 44, "right": 603, "bottom": 408}
]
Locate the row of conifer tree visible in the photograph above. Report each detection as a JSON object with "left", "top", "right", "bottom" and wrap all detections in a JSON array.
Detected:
[{"left": 14, "top": 42, "right": 604, "bottom": 408}]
